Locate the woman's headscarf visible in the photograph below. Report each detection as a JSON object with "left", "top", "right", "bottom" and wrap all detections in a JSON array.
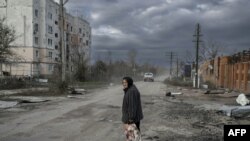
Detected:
[{"left": 123, "top": 76, "right": 134, "bottom": 92}]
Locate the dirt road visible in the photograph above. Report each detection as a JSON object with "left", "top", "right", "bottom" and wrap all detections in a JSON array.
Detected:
[{"left": 0, "top": 77, "right": 249, "bottom": 141}]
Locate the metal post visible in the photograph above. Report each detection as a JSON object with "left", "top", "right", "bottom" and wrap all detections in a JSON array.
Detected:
[
  {"left": 170, "top": 52, "right": 173, "bottom": 78},
  {"left": 176, "top": 58, "right": 179, "bottom": 77}
]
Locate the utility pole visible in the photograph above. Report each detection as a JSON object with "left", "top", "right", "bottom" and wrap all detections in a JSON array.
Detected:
[
  {"left": 193, "top": 23, "right": 202, "bottom": 88},
  {"left": 170, "top": 52, "right": 173, "bottom": 77},
  {"left": 5, "top": 0, "right": 7, "bottom": 25},
  {"left": 166, "top": 52, "right": 177, "bottom": 79},
  {"left": 176, "top": 57, "right": 179, "bottom": 77},
  {"left": 59, "top": 0, "right": 69, "bottom": 82}
]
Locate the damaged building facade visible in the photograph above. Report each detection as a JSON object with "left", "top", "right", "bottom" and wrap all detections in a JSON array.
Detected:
[
  {"left": 200, "top": 50, "right": 250, "bottom": 93},
  {"left": 0, "top": 0, "right": 91, "bottom": 78}
]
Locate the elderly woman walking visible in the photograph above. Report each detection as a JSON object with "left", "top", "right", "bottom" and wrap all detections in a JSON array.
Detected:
[{"left": 122, "top": 76, "right": 143, "bottom": 141}]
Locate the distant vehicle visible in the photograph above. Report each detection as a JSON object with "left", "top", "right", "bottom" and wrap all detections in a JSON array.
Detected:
[{"left": 144, "top": 72, "right": 154, "bottom": 82}]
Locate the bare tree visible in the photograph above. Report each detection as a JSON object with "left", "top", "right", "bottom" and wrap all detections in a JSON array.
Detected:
[
  {"left": 71, "top": 45, "right": 89, "bottom": 81},
  {"left": 184, "top": 50, "right": 195, "bottom": 63},
  {"left": 199, "top": 40, "right": 225, "bottom": 62},
  {"left": 127, "top": 49, "right": 137, "bottom": 76},
  {"left": 92, "top": 60, "right": 108, "bottom": 81},
  {"left": 112, "top": 60, "right": 129, "bottom": 77},
  {"left": 127, "top": 49, "right": 137, "bottom": 66}
]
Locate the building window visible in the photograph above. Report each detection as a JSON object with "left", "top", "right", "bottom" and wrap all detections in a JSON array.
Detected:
[
  {"left": 55, "top": 45, "right": 58, "bottom": 50},
  {"left": 66, "top": 33, "right": 69, "bottom": 41},
  {"left": 48, "top": 52, "right": 53, "bottom": 59},
  {"left": 83, "top": 33, "right": 85, "bottom": 37},
  {"left": 48, "top": 12, "right": 52, "bottom": 20},
  {"left": 48, "top": 25, "right": 53, "bottom": 34},
  {"left": 48, "top": 39, "right": 53, "bottom": 47},
  {"left": 48, "top": 64, "right": 53, "bottom": 71},
  {"left": 80, "top": 38, "right": 82, "bottom": 43},
  {"left": 55, "top": 33, "right": 58, "bottom": 38},
  {"left": 35, "top": 9, "right": 38, "bottom": 17},
  {"left": 67, "top": 24, "right": 69, "bottom": 31},
  {"left": 55, "top": 20, "right": 58, "bottom": 25},
  {"left": 71, "top": 26, "right": 73, "bottom": 32},
  {"left": 34, "top": 37, "right": 39, "bottom": 45},
  {"left": 34, "top": 23, "right": 38, "bottom": 32},
  {"left": 86, "top": 40, "right": 89, "bottom": 46},
  {"left": 79, "top": 28, "right": 82, "bottom": 33},
  {"left": 35, "top": 50, "right": 39, "bottom": 57}
]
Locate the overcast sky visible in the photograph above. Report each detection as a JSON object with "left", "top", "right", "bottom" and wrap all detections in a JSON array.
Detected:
[{"left": 63, "top": 0, "right": 250, "bottom": 66}]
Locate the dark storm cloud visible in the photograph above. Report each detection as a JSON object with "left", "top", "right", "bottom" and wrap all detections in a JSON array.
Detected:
[{"left": 65, "top": 0, "right": 250, "bottom": 65}]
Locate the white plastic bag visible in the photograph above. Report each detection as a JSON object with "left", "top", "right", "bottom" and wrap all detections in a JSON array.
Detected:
[{"left": 236, "top": 94, "right": 250, "bottom": 106}]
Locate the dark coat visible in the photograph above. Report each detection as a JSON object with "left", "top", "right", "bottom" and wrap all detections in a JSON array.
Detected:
[{"left": 122, "top": 85, "right": 143, "bottom": 124}]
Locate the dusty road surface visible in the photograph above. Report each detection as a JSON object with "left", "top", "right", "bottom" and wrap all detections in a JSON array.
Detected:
[{"left": 0, "top": 76, "right": 249, "bottom": 141}]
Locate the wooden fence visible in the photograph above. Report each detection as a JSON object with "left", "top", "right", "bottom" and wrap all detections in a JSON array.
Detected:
[{"left": 200, "top": 50, "right": 250, "bottom": 93}]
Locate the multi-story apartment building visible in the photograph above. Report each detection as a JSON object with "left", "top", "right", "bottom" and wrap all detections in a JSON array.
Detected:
[
  {"left": 0, "top": 0, "right": 91, "bottom": 78},
  {"left": 69, "top": 16, "right": 91, "bottom": 63}
]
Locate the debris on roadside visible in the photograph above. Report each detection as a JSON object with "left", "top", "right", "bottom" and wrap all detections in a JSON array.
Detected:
[
  {"left": 165, "top": 91, "right": 182, "bottom": 97},
  {"left": 0, "top": 88, "right": 49, "bottom": 96},
  {"left": 0, "top": 96, "right": 51, "bottom": 109},
  {"left": 204, "top": 89, "right": 225, "bottom": 94},
  {"left": 218, "top": 105, "right": 238, "bottom": 117},
  {"left": 172, "top": 92, "right": 183, "bottom": 95},
  {"left": 218, "top": 105, "right": 250, "bottom": 118},
  {"left": 236, "top": 93, "right": 250, "bottom": 106},
  {"left": 68, "top": 87, "right": 86, "bottom": 95},
  {"left": 165, "top": 92, "right": 172, "bottom": 96},
  {"left": 8, "top": 96, "right": 50, "bottom": 103},
  {"left": 0, "top": 100, "right": 18, "bottom": 109},
  {"left": 231, "top": 106, "right": 250, "bottom": 118}
]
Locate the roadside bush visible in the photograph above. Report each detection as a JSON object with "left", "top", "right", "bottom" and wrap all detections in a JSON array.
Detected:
[
  {"left": 0, "top": 78, "right": 26, "bottom": 90},
  {"left": 164, "top": 77, "right": 192, "bottom": 87},
  {"left": 48, "top": 75, "right": 68, "bottom": 94}
]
